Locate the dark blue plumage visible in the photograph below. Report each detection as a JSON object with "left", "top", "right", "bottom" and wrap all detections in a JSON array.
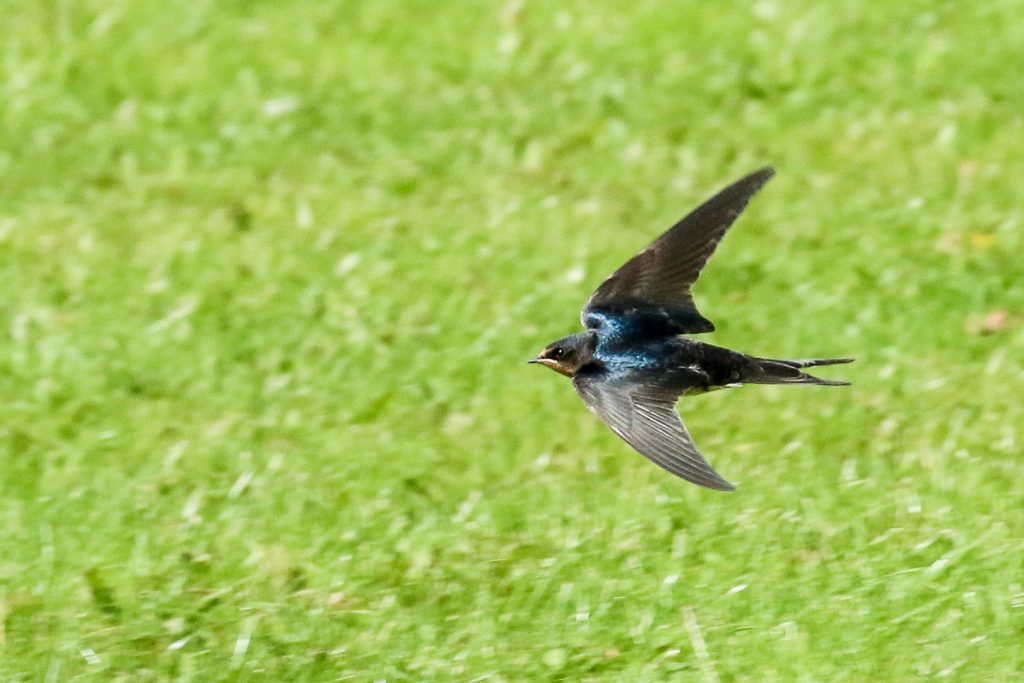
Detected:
[{"left": 531, "top": 167, "right": 852, "bottom": 491}]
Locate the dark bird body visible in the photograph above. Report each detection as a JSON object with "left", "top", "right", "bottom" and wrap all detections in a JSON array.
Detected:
[{"left": 531, "top": 167, "right": 851, "bottom": 491}]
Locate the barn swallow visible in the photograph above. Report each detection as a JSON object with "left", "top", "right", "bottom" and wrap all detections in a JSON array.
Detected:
[{"left": 530, "top": 167, "right": 851, "bottom": 490}]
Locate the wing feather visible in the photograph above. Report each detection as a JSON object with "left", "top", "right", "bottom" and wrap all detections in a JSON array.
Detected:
[
  {"left": 582, "top": 167, "right": 775, "bottom": 336},
  {"left": 574, "top": 374, "right": 734, "bottom": 491}
]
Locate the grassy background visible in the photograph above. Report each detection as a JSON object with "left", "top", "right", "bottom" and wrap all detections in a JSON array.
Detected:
[{"left": 2, "top": 0, "right": 1023, "bottom": 680}]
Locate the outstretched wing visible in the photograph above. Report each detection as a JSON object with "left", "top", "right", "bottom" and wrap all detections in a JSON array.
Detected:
[
  {"left": 582, "top": 167, "right": 775, "bottom": 336},
  {"left": 573, "top": 373, "right": 734, "bottom": 491}
]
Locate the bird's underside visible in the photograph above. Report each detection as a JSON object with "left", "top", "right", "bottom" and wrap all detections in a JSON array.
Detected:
[{"left": 573, "top": 340, "right": 851, "bottom": 490}]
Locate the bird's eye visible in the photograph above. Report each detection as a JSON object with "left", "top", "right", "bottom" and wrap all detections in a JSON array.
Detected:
[{"left": 551, "top": 348, "right": 565, "bottom": 359}]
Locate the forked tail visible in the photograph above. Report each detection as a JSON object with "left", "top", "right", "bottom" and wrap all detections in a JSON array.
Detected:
[{"left": 742, "top": 356, "right": 853, "bottom": 386}]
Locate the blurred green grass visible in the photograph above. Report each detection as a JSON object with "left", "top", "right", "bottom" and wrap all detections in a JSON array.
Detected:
[{"left": 2, "top": 0, "right": 1023, "bottom": 679}]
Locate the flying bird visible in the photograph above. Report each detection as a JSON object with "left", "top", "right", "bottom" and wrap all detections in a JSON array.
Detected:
[{"left": 530, "top": 167, "right": 851, "bottom": 490}]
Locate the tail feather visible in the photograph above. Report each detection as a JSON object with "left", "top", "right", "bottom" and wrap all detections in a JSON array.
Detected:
[
  {"left": 785, "top": 357, "right": 855, "bottom": 369},
  {"left": 742, "top": 356, "right": 853, "bottom": 386}
]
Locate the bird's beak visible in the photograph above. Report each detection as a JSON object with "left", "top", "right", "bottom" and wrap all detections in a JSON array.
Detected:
[{"left": 527, "top": 357, "right": 541, "bottom": 364}]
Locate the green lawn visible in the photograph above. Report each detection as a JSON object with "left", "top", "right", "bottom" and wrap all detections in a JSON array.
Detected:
[{"left": 2, "top": 0, "right": 1023, "bottom": 680}]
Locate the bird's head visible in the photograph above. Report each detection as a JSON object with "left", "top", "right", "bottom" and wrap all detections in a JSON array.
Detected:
[{"left": 529, "top": 332, "right": 598, "bottom": 377}]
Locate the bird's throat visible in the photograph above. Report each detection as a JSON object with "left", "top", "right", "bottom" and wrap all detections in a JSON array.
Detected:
[{"left": 537, "top": 358, "right": 575, "bottom": 377}]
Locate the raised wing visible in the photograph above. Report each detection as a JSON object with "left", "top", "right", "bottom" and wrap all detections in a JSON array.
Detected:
[
  {"left": 573, "top": 373, "right": 734, "bottom": 491},
  {"left": 582, "top": 167, "right": 775, "bottom": 336}
]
